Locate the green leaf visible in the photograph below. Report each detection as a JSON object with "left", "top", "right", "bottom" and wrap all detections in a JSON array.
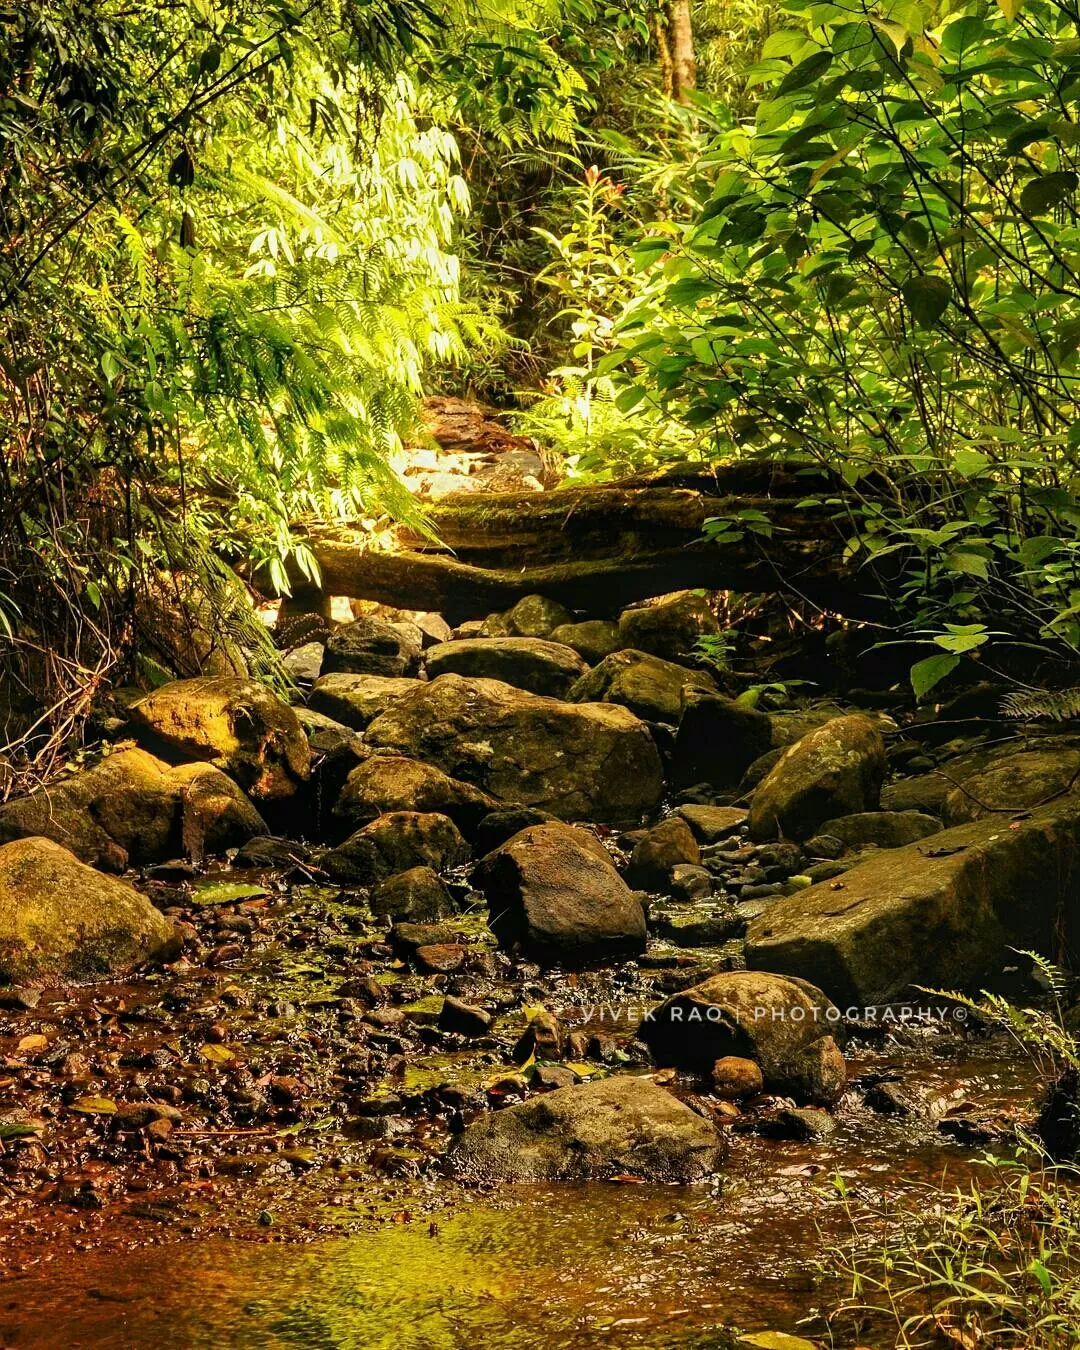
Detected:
[
  {"left": 952, "top": 448, "right": 990, "bottom": 477},
  {"left": 910, "top": 652, "right": 960, "bottom": 700},
  {"left": 1019, "top": 172, "right": 1078, "bottom": 215},
  {"left": 902, "top": 275, "right": 952, "bottom": 328},
  {"left": 191, "top": 881, "right": 268, "bottom": 907},
  {"left": 777, "top": 51, "right": 832, "bottom": 96},
  {"left": 739, "top": 1335, "right": 820, "bottom": 1350}
]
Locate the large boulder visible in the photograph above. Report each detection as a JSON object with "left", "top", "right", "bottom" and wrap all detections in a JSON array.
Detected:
[
  {"left": 816, "top": 811, "right": 942, "bottom": 850},
  {"left": 746, "top": 800, "right": 1080, "bottom": 1004},
  {"left": 370, "top": 866, "right": 454, "bottom": 922},
  {"left": 0, "top": 838, "right": 178, "bottom": 985},
  {"left": 307, "top": 673, "right": 420, "bottom": 731},
  {"left": 639, "top": 970, "right": 845, "bottom": 1104},
  {"left": 618, "top": 592, "right": 718, "bottom": 662},
  {"left": 450, "top": 1075, "right": 726, "bottom": 1182},
  {"left": 333, "top": 756, "right": 499, "bottom": 838},
  {"left": 129, "top": 677, "right": 310, "bottom": 800},
  {"left": 321, "top": 616, "right": 422, "bottom": 678},
  {"left": 942, "top": 747, "right": 1080, "bottom": 826},
  {"left": 670, "top": 691, "right": 773, "bottom": 789},
  {"left": 549, "top": 620, "right": 623, "bottom": 665},
  {"left": 424, "top": 638, "right": 586, "bottom": 698},
  {"left": 0, "top": 748, "right": 265, "bottom": 869},
  {"left": 567, "top": 650, "right": 716, "bottom": 725},
  {"left": 749, "top": 715, "right": 886, "bottom": 841},
  {"left": 473, "top": 822, "right": 646, "bottom": 962},
  {"left": 364, "top": 675, "right": 662, "bottom": 824},
  {"left": 322, "top": 811, "right": 470, "bottom": 885}
]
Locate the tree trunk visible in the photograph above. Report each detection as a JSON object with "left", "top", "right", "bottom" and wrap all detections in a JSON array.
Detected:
[{"left": 666, "top": 0, "right": 696, "bottom": 105}]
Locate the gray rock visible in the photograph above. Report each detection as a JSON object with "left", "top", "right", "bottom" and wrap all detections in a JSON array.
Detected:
[
  {"left": 675, "top": 804, "right": 748, "bottom": 844},
  {"left": 322, "top": 617, "right": 422, "bottom": 678},
  {"left": 450, "top": 1074, "right": 726, "bottom": 1181},
  {"left": 333, "top": 756, "right": 498, "bottom": 838},
  {"left": 746, "top": 799, "right": 1080, "bottom": 1004},
  {"left": 425, "top": 637, "right": 586, "bottom": 698},
  {"left": 628, "top": 818, "right": 701, "bottom": 890},
  {"left": 282, "top": 641, "right": 324, "bottom": 686},
  {"left": 439, "top": 996, "right": 492, "bottom": 1037},
  {"left": 818, "top": 810, "right": 942, "bottom": 849}
]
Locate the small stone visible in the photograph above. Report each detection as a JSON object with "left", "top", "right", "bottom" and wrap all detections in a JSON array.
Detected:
[
  {"left": 758, "top": 1107, "right": 836, "bottom": 1140},
  {"left": 711, "top": 1056, "right": 764, "bottom": 1100},
  {"left": 415, "top": 943, "right": 466, "bottom": 974},
  {"left": 438, "top": 996, "right": 492, "bottom": 1037},
  {"left": 533, "top": 1064, "right": 576, "bottom": 1089},
  {"left": 513, "top": 1009, "right": 563, "bottom": 1063}
]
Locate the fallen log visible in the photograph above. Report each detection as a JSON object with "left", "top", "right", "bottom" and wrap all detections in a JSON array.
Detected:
[{"left": 279, "top": 461, "right": 888, "bottom": 622}]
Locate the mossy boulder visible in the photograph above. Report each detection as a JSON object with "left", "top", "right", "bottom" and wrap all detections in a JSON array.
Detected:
[
  {"left": 671, "top": 691, "right": 774, "bottom": 790},
  {"left": 816, "top": 810, "right": 942, "bottom": 850},
  {"left": 370, "top": 866, "right": 454, "bottom": 923},
  {"left": 333, "top": 756, "right": 499, "bottom": 838},
  {"left": 502, "top": 594, "right": 575, "bottom": 638},
  {"left": 308, "top": 673, "right": 420, "bottom": 731},
  {"left": 129, "top": 677, "right": 310, "bottom": 800},
  {"left": 942, "top": 747, "right": 1080, "bottom": 826},
  {"left": 364, "top": 675, "right": 662, "bottom": 824},
  {"left": 0, "top": 837, "right": 178, "bottom": 985},
  {"left": 567, "top": 649, "right": 716, "bottom": 725},
  {"left": 749, "top": 715, "right": 886, "bottom": 841},
  {"left": 639, "top": 970, "right": 845, "bottom": 1105},
  {"left": 549, "top": 619, "right": 623, "bottom": 665},
  {"left": 618, "top": 591, "right": 718, "bottom": 662},
  {"left": 451, "top": 1075, "right": 726, "bottom": 1182},
  {"left": 323, "top": 811, "right": 470, "bottom": 885},
  {"left": 745, "top": 800, "right": 1080, "bottom": 1004},
  {"left": 424, "top": 637, "right": 586, "bottom": 698},
  {"left": 0, "top": 748, "right": 265, "bottom": 869}
]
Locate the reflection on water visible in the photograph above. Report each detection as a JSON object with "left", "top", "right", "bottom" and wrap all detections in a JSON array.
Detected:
[{"left": 0, "top": 1047, "right": 1035, "bottom": 1349}]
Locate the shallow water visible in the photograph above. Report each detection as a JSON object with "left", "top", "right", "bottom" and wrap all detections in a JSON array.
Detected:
[{"left": 0, "top": 1042, "right": 1035, "bottom": 1350}]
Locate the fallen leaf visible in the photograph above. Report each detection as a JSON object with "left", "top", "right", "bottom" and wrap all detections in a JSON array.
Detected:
[
  {"left": 199, "top": 1043, "right": 236, "bottom": 1064},
  {"left": 70, "top": 1096, "right": 117, "bottom": 1116},
  {"left": 739, "top": 1334, "right": 819, "bottom": 1350},
  {"left": 191, "top": 881, "right": 268, "bottom": 907},
  {"left": 16, "top": 1034, "right": 47, "bottom": 1054}
]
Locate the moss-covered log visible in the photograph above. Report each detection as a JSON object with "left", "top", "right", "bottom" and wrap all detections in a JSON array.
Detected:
[{"left": 280, "top": 462, "right": 887, "bottom": 621}]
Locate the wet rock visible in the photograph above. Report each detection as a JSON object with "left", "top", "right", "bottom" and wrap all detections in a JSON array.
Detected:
[
  {"left": 233, "top": 836, "right": 311, "bottom": 869},
  {"left": 639, "top": 970, "right": 845, "bottom": 1104},
  {"left": 365, "top": 675, "right": 663, "bottom": 824},
  {"left": 757, "top": 1106, "right": 836, "bottom": 1140},
  {"left": 502, "top": 595, "right": 575, "bottom": 639},
  {"left": 321, "top": 616, "right": 422, "bottom": 678},
  {"left": 370, "top": 866, "right": 454, "bottom": 923},
  {"left": 549, "top": 620, "right": 622, "bottom": 665},
  {"left": 748, "top": 715, "right": 886, "bottom": 841},
  {"left": 817, "top": 810, "right": 941, "bottom": 850},
  {"left": 333, "top": 756, "right": 499, "bottom": 838},
  {"left": 129, "top": 677, "right": 310, "bottom": 801},
  {"left": 323, "top": 812, "right": 470, "bottom": 885},
  {"left": 881, "top": 773, "right": 950, "bottom": 816},
  {"left": 671, "top": 692, "right": 773, "bottom": 790},
  {"left": 628, "top": 818, "right": 701, "bottom": 890},
  {"left": 282, "top": 641, "right": 324, "bottom": 686},
  {"left": 655, "top": 910, "right": 739, "bottom": 946},
  {"left": 425, "top": 638, "right": 586, "bottom": 698},
  {"left": 942, "top": 747, "right": 1080, "bottom": 826},
  {"left": 0, "top": 748, "right": 265, "bottom": 868},
  {"left": 438, "top": 996, "right": 492, "bottom": 1036},
  {"left": 473, "top": 807, "right": 559, "bottom": 855},
  {"left": 513, "top": 1008, "right": 564, "bottom": 1063},
  {"left": 669, "top": 864, "right": 713, "bottom": 901},
  {"left": 451, "top": 1075, "right": 726, "bottom": 1182},
  {"left": 416, "top": 943, "right": 466, "bottom": 974},
  {"left": 711, "top": 1056, "right": 764, "bottom": 1100},
  {"left": 308, "top": 673, "right": 420, "bottom": 731},
  {"left": 618, "top": 592, "right": 719, "bottom": 663},
  {"left": 0, "top": 837, "right": 178, "bottom": 985},
  {"left": 533, "top": 1064, "right": 576, "bottom": 1089},
  {"left": 746, "top": 799, "right": 1080, "bottom": 1005},
  {"left": 567, "top": 650, "right": 716, "bottom": 725},
  {"left": 474, "top": 822, "right": 646, "bottom": 963},
  {"left": 675, "top": 805, "right": 748, "bottom": 844}
]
